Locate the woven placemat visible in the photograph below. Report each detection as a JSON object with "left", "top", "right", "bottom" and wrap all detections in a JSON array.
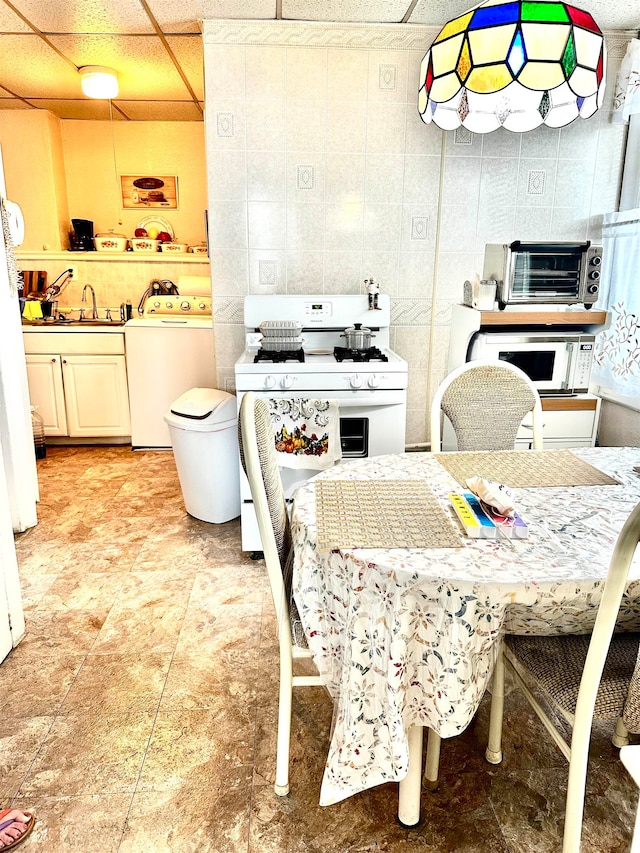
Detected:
[
  {"left": 435, "top": 450, "right": 619, "bottom": 488},
  {"left": 315, "top": 479, "right": 461, "bottom": 551}
]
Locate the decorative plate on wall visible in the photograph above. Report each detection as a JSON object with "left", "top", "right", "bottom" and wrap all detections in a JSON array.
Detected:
[{"left": 136, "top": 215, "right": 174, "bottom": 239}]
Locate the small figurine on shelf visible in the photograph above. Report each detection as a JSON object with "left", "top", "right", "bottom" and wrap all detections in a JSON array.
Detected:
[{"left": 366, "top": 277, "right": 381, "bottom": 310}]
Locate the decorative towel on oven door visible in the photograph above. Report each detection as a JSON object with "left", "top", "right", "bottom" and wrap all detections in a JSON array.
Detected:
[{"left": 268, "top": 399, "right": 341, "bottom": 470}]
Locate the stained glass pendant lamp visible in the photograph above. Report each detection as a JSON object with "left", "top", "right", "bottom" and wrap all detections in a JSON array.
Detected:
[{"left": 418, "top": 0, "right": 606, "bottom": 133}]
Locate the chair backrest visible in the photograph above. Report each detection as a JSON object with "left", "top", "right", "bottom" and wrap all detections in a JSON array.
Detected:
[
  {"left": 430, "top": 359, "right": 543, "bottom": 453},
  {"left": 238, "top": 392, "right": 293, "bottom": 643}
]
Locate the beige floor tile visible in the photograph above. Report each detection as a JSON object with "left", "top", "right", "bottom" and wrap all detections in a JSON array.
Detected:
[
  {"left": 120, "top": 775, "right": 251, "bottom": 853},
  {"left": 0, "top": 652, "right": 85, "bottom": 719},
  {"left": 136, "top": 709, "right": 255, "bottom": 791},
  {"left": 18, "top": 610, "right": 107, "bottom": 656},
  {"left": 43, "top": 571, "right": 128, "bottom": 612},
  {"left": 91, "top": 603, "right": 188, "bottom": 654},
  {"left": 11, "top": 793, "right": 132, "bottom": 852},
  {"left": 20, "top": 710, "right": 156, "bottom": 796},
  {"left": 0, "top": 716, "right": 56, "bottom": 801},
  {"left": 159, "top": 649, "right": 258, "bottom": 712},
  {"left": 59, "top": 652, "right": 172, "bottom": 715}
]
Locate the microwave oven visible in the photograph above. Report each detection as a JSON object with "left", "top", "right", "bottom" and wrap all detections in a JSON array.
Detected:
[
  {"left": 483, "top": 241, "right": 603, "bottom": 309},
  {"left": 468, "top": 331, "right": 595, "bottom": 394}
]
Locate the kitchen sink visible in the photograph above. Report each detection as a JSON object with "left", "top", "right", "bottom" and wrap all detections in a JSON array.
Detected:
[
  {"left": 22, "top": 318, "right": 126, "bottom": 328},
  {"left": 54, "top": 318, "right": 126, "bottom": 326}
]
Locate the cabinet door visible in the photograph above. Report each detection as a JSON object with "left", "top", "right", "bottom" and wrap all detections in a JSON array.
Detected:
[
  {"left": 61, "top": 355, "right": 131, "bottom": 437},
  {"left": 24, "top": 354, "right": 68, "bottom": 436}
]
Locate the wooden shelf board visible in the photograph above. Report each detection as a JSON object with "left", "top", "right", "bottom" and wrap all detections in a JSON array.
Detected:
[
  {"left": 541, "top": 397, "right": 598, "bottom": 411},
  {"left": 479, "top": 310, "right": 607, "bottom": 326}
]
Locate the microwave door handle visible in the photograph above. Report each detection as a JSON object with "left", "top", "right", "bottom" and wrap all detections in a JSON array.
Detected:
[{"left": 563, "top": 341, "right": 577, "bottom": 391}]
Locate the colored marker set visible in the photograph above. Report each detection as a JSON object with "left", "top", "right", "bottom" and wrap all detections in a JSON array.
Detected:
[{"left": 450, "top": 492, "right": 529, "bottom": 540}]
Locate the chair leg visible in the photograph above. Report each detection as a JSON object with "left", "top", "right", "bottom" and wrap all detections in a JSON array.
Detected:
[
  {"left": 486, "top": 642, "right": 505, "bottom": 765},
  {"left": 274, "top": 650, "right": 293, "bottom": 796},
  {"left": 612, "top": 716, "right": 630, "bottom": 748},
  {"left": 398, "top": 725, "right": 424, "bottom": 827},
  {"left": 423, "top": 729, "right": 441, "bottom": 790}
]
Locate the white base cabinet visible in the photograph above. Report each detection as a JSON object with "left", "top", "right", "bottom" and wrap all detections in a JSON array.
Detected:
[
  {"left": 444, "top": 306, "right": 608, "bottom": 451},
  {"left": 23, "top": 330, "right": 131, "bottom": 439}
]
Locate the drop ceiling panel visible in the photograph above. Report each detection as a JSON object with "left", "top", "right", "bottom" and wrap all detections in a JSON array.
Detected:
[
  {"left": 116, "top": 100, "right": 203, "bottom": 121},
  {"left": 0, "top": 35, "right": 81, "bottom": 99},
  {"left": 48, "top": 34, "right": 195, "bottom": 100},
  {"left": 146, "top": 0, "right": 205, "bottom": 34},
  {"left": 166, "top": 35, "right": 205, "bottom": 99},
  {"left": 0, "top": 98, "right": 33, "bottom": 110},
  {"left": 12, "top": 0, "right": 156, "bottom": 34},
  {"left": 281, "top": 0, "right": 411, "bottom": 23},
  {"left": 201, "top": 0, "right": 276, "bottom": 20},
  {"left": 31, "top": 99, "right": 118, "bottom": 120},
  {"left": 0, "top": 4, "right": 32, "bottom": 32}
]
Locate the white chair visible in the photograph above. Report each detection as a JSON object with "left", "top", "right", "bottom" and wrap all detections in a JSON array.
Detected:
[
  {"left": 238, "top": 391, "right": 324, "bottom": 796},
  {"left": 486, "top": 501, "right": 640, "bottom": 853},
  {"left": 430, "top": 359, "right": 543, "bottom": 453},
  {"left": 423, "top": 359, "right": 543, "bottom": 793}
]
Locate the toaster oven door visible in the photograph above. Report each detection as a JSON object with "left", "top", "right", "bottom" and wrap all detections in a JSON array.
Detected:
[{"left": 509, "top": 244, "right": 585, "bottom": 303}]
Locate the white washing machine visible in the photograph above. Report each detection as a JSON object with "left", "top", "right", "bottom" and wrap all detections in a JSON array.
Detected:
[{"left": 124, "top": 277, "right": 216, "bottom": 449}]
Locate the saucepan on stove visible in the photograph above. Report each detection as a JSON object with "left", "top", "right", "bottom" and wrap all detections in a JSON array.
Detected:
[{"left": 340, "top": 323, "right": 376, "bottom": 349}]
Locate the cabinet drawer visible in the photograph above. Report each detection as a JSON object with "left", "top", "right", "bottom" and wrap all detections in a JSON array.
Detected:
[
  {"left": 23, "top": 332, "right": 125, "bottom": 355},
  {"left": 518, "top": 409, "right": 597, "bottom": 441}
]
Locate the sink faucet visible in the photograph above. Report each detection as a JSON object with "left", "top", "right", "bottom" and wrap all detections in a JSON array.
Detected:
[{"left": 81, "top": 284, "right": 99, "bottom": 319}]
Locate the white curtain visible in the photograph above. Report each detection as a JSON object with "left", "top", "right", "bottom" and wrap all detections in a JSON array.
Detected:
[
  {"left": 615, "top": 39, "right": 640, "bottom": 211},
  {"left": 592, "top": 209, "right": 640, "bottom": 399}
]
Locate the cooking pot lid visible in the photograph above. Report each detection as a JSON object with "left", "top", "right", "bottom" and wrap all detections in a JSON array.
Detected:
[
  {"left": 96, "top": 230, "right": 126, "bottom": 238},
  {"left": 345, "top": 323, "right": 372, "bottom": 333}
]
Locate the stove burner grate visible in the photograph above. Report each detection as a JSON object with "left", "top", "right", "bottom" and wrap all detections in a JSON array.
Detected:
[
  {"left": 254, "top": 348, "right": 305, "bottom": 363},
  {"left": 334, "top": 346, "right": 388, "bottom": 363}
]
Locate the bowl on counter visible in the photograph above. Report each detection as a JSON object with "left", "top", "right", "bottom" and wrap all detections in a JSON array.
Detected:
[
  {"left": 160, "top": 242, "right": 188, "bottom": 254},
  {"left": 94, "top": 233, "right": 128, "bottom": 252},
  {"left": 189, "top": 245, "right": 208, "bottom": 255},
  {"left": 131, "top": 238, "right": 160, "bottom": 253}
]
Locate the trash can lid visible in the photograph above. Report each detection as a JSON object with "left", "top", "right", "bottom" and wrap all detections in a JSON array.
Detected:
[{"left": 169, "top": 387, "right": 236, "bottom": 425}]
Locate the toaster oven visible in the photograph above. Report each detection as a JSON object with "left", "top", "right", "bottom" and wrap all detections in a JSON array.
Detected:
[{"left": 483, "top": 241, "right": 603, "bottom": 309}]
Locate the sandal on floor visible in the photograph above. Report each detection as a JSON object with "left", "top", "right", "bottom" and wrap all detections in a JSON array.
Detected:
[{"left": 0, "top": 810, "right": 35, "bottom": 851}]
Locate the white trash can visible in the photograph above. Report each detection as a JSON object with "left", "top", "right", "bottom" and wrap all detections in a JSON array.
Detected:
[{"left": 164, "top": 387, "right": 240, "bottom": 523}]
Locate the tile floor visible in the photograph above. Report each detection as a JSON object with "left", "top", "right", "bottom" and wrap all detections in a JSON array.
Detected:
[{"left": 0, "top": 445, "right": 638, "bottom": 851}]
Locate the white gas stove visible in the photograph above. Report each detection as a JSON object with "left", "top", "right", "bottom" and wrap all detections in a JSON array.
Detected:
[{"left": 235, "top": 293, "right": 408, "bottom": 552}]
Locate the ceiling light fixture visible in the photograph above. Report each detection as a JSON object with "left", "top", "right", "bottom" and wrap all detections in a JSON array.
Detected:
[
  {"left": 418, "top": 0, "right": 606, "bottom": 133},
  {"left": 79, "top": 65, "right": 119, "bottom": 100}
]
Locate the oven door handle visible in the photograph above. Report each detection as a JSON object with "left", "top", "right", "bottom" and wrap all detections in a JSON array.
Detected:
[{"left": 251, "top": 391, "right": 406, "bottom": 407}]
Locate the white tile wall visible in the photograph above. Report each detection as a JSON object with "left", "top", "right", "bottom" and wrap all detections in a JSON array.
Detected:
[{"left": 203, "top": 20, "right": 630, "bottom": 446}]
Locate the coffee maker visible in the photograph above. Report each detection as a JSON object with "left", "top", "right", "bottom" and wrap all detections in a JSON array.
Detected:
[{"left": 70, "top": 218, "right": 95, "bottom": 251}]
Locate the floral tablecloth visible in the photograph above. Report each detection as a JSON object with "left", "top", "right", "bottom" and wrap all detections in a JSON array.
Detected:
[{"left": 290, "top": 447, "right": 640, "bottom": 806}]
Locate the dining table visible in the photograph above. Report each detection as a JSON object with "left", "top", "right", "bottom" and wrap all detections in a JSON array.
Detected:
[{"left": 289, "top": 445, "right": 640, "bottom": 825}]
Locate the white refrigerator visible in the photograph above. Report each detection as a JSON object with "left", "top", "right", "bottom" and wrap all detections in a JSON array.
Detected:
[{"left": 0, "top": 144, "right": 38, "bottom": 661}]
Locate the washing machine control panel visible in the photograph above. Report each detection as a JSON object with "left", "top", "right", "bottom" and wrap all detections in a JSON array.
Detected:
[{"left": 142, "top": 295, "right": 212, "bottom": 317}]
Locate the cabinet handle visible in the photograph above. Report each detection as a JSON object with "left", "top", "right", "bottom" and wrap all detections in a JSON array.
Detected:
[
  {"left": 62, "top": 359, "right": 67, "bottom": 364},
  {"left": 51, "top": 358, "right": 57, "bottom": 363}
]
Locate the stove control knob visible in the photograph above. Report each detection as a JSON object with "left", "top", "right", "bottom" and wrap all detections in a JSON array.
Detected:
[
  {"left": 263, "top": 375, "right": 276, "bottom": 390},
  {"left": 368, "top": 374, "right": 380, "bottom": 388},
  {"left": 153, "top": 300, "right": 161, "bottom": 308},
  {"left": 349, "top": 374, "right": 363, "bottom": 389},
  {"left": 180, "top": 300, "right": 192, "bottom": 311},
  {"left": 199, "top": 302, "right": 207, "bottom": 311},
  {"left": 281, "top": 375, "right": 294, "bottom": 389}
]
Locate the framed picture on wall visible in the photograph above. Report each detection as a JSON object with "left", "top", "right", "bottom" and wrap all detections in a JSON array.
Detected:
[{"left": 121, "top": 175, "right": 178, "bottom": 209}]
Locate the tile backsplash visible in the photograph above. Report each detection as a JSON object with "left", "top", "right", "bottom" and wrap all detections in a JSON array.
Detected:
[{"left": 202, "top": 20, "right": 631, "bottom": 445}]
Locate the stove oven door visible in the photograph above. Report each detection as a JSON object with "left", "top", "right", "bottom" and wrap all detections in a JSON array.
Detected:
[{"left": 236, "top": 388, "right": 407, "bottom": 552}]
